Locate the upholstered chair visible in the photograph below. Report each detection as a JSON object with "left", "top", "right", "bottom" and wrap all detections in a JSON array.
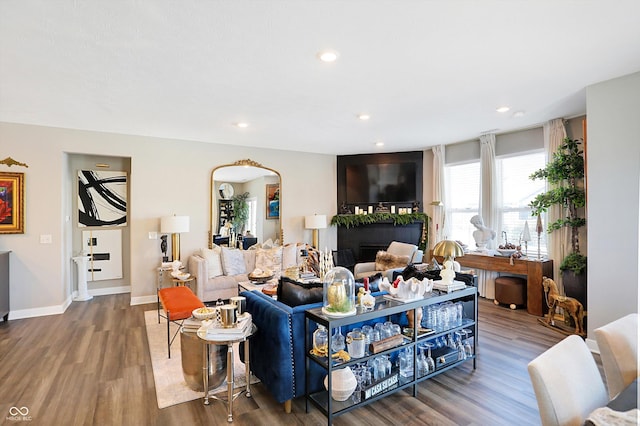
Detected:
[
  {"left": 528, "top": 334, "right": 607, "bottom": 426},
  {"left": 594, "top": 313, "right": 638, "bottom": 399},
  {"left": 353, "top": 241, "right": 423, "bottom": 281}
]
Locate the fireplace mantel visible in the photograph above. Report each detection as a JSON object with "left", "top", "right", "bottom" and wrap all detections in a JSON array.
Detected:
[{"left": 333, "top": 213, "right": 429, "bottom": 263}]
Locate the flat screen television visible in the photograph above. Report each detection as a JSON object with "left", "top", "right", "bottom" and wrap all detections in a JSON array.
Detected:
[{"left": 345, "top": 162, "right": 417, "bottom": 204}]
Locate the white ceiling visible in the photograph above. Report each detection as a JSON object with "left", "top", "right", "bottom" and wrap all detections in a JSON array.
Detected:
[{"left": 1, "top": 1, "right": 639, "bottom": 155}]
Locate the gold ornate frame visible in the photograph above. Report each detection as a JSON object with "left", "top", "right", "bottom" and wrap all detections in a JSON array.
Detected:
[
  {"left": 209, "top": 159, "right": 282, "bottom": 248},
  {"left": 0, "top": 172, "right": 25, "bottom": 234},
  {"left": 265, "top": 183, "right": 279, "bottom": 220}
]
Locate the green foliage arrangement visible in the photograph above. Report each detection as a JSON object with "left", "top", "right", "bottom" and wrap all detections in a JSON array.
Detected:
[
  {"left": 529, "top": 138, "right": 586, "bottom": 274},
  {"left": 331, "top": 212, "right": 429, "bottom": 251},
  {"left": 232, "top": 191, "right": 250, "bottom": 234}
]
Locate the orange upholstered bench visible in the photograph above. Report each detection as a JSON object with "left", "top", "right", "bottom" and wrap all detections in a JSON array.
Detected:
[{"left": 158, "top": 286, "right": 204, "bottom": 358}]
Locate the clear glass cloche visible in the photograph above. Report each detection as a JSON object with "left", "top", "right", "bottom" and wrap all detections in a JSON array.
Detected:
[{"left": 322, "top": 267, "right": 356, "bottom": 317}]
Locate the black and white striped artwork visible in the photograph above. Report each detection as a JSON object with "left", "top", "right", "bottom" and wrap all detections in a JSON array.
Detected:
[{"left": 78, "top": 170, "right": 127, "bottom": 227}]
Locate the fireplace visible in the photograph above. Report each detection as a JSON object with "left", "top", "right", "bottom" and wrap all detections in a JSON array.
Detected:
[
  {"left": 337, "top": 220, "right": 423, "bottom": 263},
  {"left": 359, "top": 244, "right": 388, "bottom": 262}
]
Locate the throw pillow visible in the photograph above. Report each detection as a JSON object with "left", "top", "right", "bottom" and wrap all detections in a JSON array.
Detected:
[
  {"left": 255, "top": 246, "right": 283, "bottom": 279},
  {"left": 221, "top": 247, "right": 247, "bottom": 276},
  {"left": 200, "top": 246, "right": 223, "bottom": 278},
  {"left": 277, "top": 277, "right": 323, "bottom": 307},
  {"left": 375, "top": 250, "right": 410, "bottom": 271},
  {"left": 282, "top": 243, "right": 298, "bottom": 270}
]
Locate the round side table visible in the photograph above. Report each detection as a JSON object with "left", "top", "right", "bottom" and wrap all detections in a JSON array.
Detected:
[
  {"left": 197, "top": 323, "right": 257, "bottom": 423},
  {"left": 172, "top": 275, "right": 195, "bottom": 290}
]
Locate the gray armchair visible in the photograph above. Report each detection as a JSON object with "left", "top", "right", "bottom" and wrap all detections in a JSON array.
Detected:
[{"left": 353, "top": 241, "right": 423, "bottom": 281}]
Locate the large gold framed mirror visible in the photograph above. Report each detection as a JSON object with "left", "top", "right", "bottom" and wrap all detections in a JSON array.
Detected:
[{"left": 210, "top": 159, "right": 282, "bottom": 249}]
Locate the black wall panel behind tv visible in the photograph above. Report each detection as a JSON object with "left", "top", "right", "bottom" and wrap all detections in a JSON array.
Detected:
[{"left": 337, "top": 151, "right": 423, "bottom": 208}]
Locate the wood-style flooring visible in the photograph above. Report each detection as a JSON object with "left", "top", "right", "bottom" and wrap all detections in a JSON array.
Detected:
[{"left": 0, "top": 294, "right": 599, "bottom": 425}]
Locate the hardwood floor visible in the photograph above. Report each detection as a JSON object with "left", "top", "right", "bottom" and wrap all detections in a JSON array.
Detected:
[{"left": 0, "top": 294, "right": 598, "bottom": 425}]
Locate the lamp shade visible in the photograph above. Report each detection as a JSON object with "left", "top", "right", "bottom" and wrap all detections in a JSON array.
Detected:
[
  {"left": 161, "top": 215, "right": 190, "bottom": 234},
  {"left": 433, "top": 240, "right": 464, "bottom": 258},
  {"left": 305, "top": 215, "right": 327, "bottom": 230}
]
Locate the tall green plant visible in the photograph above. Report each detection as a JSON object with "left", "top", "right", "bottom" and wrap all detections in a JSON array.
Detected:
[
  {"left": 232, "top": 192, "right": 250, "bottom": 234},
  {"left": 529, "top": 138, "right": 586, "bottom": 274}
]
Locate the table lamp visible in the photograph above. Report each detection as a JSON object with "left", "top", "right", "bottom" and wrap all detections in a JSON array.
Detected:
[
  {"left": 161, "top": 215, "right": 190, "bottom": 262},
  {"left": 305, "top": 214, "right": 327, "bottom": 249},
  {"left": 433, "top": 239, "right": 464, "bottom": 285}
]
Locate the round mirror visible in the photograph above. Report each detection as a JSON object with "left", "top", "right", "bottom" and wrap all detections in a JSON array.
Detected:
[
  {"left": 218, "top": 183, "right": 234, "bottom": 199},
  {"left": 210, "top": 159, "right": 282, "bottom": 248}
]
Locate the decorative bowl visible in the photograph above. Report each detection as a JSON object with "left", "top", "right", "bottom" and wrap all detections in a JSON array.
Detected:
[
  {"left": 248, "top": 268, "right": 274, "bottom": 283},
  {"left": 496, "top": 249, "right": 517, "bottom": 257},
  {"left": 192, "top": 306, "right": 218, "bottom": 320},
  {"left": 248, "top": 274, "right": 274, "bottom": 283},
  {"left": 171, "top": 271, "right": 191, "bottom": 281}
]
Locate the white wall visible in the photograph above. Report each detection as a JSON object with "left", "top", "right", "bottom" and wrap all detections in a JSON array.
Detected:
[
  {"left": 585, "top": 71, "right": 640, "bottom": 344},
  {"left": 0, "top": 122, "right": 336, "bottom": 316}
]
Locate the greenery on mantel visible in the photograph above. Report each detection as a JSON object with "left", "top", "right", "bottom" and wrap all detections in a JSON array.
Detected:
[{"left": 331, "top": 212, "right": 430, "bottom": 251}]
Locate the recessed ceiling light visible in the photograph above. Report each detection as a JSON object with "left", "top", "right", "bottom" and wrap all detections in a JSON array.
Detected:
[
  {"left": 317, "top": 49, "right": 339, "bottom": 63},
  {"left": 513, "top": 111, "right": 525, "bottom": 118},
  {"left": 234, "top": 122, "right": 249, "bottom": 128},
  {"left": 496, "top": 106, "right": 510, "bottom": 113},
  {"left": 357, "top": 114, "right": 370, "bottom": 121},
  {"left": 375, "top": 141, "right": 384, "bottom": 147}
]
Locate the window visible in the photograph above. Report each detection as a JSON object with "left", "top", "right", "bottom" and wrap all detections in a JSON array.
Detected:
[
  {"left": 497, "top": 151, "right": 547, "bottom": 256},
  {"left": 445, "top": 161, "right": 480, "bottom": 245},
  {"left": 246, "top": 197, "right": 258, "bottom": 237}
]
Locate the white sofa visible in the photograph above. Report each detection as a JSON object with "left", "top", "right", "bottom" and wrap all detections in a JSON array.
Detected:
[
  {"left": 353, "top": 241, "right": 423, "bottom": 281},
  {"left": 188, "top": 243, "right": 305, "bottom": 303}
]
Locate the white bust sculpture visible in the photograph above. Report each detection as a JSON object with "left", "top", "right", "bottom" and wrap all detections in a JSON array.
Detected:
[
  {"left": 440, "top": 260, "right": 456, "bottom": 285},
  {"left": 470, "top": 215, "right": 496, "bottom": 250}
]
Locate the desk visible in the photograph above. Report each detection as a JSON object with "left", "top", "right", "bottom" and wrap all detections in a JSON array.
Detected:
[{"left": 432, "top": 253, "right": 553, "bottom": 316}]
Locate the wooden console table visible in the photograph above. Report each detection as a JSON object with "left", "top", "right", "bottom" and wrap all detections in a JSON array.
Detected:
[{"left": 432, "top": 252, "right": 552, "bottom": 316}]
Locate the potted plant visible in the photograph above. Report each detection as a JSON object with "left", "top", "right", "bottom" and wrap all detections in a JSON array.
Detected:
[
  {"left": 529, "top": 137, "right": 587, "bottom": 310},
  {"left": 232, "top": 192, "right": 250, "bottom": 236}
]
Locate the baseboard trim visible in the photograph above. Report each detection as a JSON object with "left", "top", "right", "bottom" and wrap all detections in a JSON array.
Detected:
[
  {"left": 89, "top": 285, "right": 131, "bottom": 297},
  {"left": 8, "top": 295, "right": 73, "bottom": 320},
  {"left": 131, "top": 295, "right": 157, "bottom": 306}
]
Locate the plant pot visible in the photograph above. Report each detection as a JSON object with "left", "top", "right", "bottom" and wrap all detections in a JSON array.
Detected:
[{"left": 562, "top": 268, "right": 587, "bottom": 329}]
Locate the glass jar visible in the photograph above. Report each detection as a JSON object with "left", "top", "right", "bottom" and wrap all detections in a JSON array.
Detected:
[
  {"left": 313, "top": 325, "right": 328, "bottom": 356},
  {"left": 322, "top": 267, "right": 356, "bottom": 316}
]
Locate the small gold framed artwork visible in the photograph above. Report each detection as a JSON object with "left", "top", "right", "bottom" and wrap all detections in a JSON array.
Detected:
[{"left": 0, "top": 172, "right": 25, "bottom": 234}]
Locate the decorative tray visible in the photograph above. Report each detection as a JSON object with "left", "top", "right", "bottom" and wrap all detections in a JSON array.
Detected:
[{"left": 248, "top": 274, "right": 274, "bottom": 283}]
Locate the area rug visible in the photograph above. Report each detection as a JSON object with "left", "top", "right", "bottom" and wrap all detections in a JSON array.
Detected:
[{"left": 144, "top": 310, "right": 259, "bottom": 409}]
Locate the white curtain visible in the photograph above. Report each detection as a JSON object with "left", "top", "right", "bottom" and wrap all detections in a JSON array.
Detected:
[
  {"left": 432, "top": 145, "right": 446, "bottom": 249},
  {"left": 478, "top": 134, "right": 500, "bottom": 299},
  {"left": 543, "top": 118, "right": 568, "bottom": 294}
]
